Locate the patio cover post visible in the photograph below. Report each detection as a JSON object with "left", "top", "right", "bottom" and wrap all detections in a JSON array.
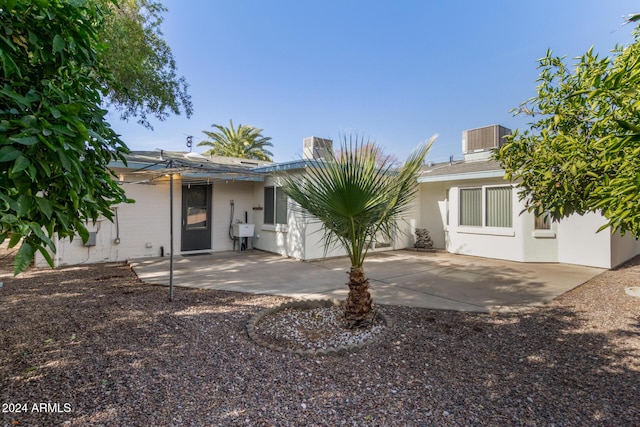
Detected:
[{"left": 169, "top": 162, "right": 175, "bottom": 301}]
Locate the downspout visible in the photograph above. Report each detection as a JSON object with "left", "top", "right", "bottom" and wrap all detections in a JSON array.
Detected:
[{"left": 53, "top": 233, "right": 59, "bottom": 268}]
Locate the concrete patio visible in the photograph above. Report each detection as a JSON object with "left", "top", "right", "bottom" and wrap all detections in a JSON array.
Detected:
[{"left": 130, "top": 250, "right": 605, "bottom": 312}]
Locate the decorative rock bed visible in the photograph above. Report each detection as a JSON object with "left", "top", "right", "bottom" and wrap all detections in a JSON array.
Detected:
[{"left": 246, "top": 299, "right": 392, "bottom": 355}]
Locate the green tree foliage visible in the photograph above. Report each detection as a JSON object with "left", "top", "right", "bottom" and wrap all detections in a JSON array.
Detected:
[
  {"left": 0, "top": 0, "right": 130, "bottom": 274},
  {"left": 495, "top": 26, "right": 640, "bottom": 236},
  {"left": 199, "top": 119, "right": 274, "bottom": 161},
  {"left": 280, "top": 135, "right": 434, "bottom": 326},
  {"left": 100, "top": 0, "right": 193, "bottom": 128}
]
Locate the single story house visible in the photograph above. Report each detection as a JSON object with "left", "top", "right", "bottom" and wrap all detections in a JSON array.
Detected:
[
  {"left": 36, "top": 127, "right": 640, "bottom": 270},
  {"left": 36, "top": 137, "right": 411, "bottom": 268},
  {"left": 417, "top": 125, "right": 640, "bottom": 269}
]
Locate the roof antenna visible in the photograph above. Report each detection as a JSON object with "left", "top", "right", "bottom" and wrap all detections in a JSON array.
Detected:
[{"left": 186, "top": 136, "right": 193, "bottom": 152}]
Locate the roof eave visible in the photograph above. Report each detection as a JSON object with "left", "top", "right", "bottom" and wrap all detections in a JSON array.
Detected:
[
  {"left": 252, "top": 159, "right": 320, "bottom": 173},
  {"left": 418, "top": 170, "right": 505, "bottom": 183}
]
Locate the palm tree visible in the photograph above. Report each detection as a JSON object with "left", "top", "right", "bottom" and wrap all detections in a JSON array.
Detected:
[
  {"left": 280, "top": 135, "right": 435, "bottom": 327},
  {"left": 199, "top": 119, "right": 274, "bottom": 161}
]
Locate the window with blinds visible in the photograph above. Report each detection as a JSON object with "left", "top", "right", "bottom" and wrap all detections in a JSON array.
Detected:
[
  {"left": 486, "top": 186, "right": 512, "bottom": 228},
  {"left": 459, "top": 188, "right": 482, "bottom": 226},
  {"left": 459, "top": 185, "right": 513, "bottom": 228}
]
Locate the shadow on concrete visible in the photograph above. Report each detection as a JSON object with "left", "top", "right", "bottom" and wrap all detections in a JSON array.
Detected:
[{"left": 131, "top": 250, "right": 604, "bottom": 312}]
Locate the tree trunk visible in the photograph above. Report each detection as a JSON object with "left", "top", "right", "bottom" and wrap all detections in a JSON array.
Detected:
[{"left": 344, "top": 266, "right": 375, "bottom": 328}]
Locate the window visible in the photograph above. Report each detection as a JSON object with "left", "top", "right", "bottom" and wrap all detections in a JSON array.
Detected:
[
  {"left": 264, "top": 187, "right": 274, "bottom": 224},
  {"left": 186, "top": 185, "right": 208, "bottom": 229},
  {"left": 534, "top": 211, "right": 551, "bottom": 230},
  {"left": 459, "top": 188, "right": 482, "bottom": 226},
  {"left": 264, "top": 186, "right": 288, "bottom": 225},
  {"left": 486, "top": 187, "right": 512, "bottom": 228},
  {"left": 459, "top": 186, "right": 513, "bottom": 228}
]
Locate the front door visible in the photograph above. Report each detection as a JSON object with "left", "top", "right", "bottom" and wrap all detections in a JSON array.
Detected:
[{"left": 181, "top": 184, "right": 212, "bottom": 251}]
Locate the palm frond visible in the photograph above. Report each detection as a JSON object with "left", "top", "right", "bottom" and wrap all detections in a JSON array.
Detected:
[
  {"left": 198, "top": 119, "right": 274, "bottom": 161},
  {"left": 280, "top": 134, "right": 435, "bottom": 268}
]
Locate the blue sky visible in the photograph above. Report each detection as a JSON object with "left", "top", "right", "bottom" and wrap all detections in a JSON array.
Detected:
[{"left": 108, "top": 1, "right": 637, "bottom": 163}]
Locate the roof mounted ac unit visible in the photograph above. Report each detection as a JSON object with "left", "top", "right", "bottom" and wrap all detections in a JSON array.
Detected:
[
  {"left": 462, "top": 125, "right": 511, "bottom": 154},
  {"left": 303, "top": 137, "right": 333, "bottom": 160}
]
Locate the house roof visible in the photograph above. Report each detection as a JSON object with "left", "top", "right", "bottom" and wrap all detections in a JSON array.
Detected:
[
  {"left": 251, "top": 158, "right": 325, "bottom": 173},
  {"left": 111, "top": 150, "right": 506, "bottom": 185},
  {"left": 418, "top": 158, "right": 505, "bottom": 183},
  {"left": 110, "top": 150, "right": 272, "bottom": 183}
]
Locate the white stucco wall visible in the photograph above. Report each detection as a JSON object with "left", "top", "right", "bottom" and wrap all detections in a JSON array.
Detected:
[
  {"left": 252, "top": 175, "right": 299, "bottom": 258},
  {"left": 252, "top": 174, "right": 344, "bottom": 260},
  {"left": 419, "top": 178, "right": 640, "bottom": 269},
  {"left": 211, "top": 181, "right": 256, "bottom": 252},
  {"left": 43, "top": 162, "right": 640, "bottom": 270},
  {"left": 301, "top": 215, "right": 347, "bottom": 260},
  {"left": 553, "top": 212, "right": 637, "bottom": 269},
  {"left": 440, "top": 179, "right": 527, "bottom": 262},
  {"left": 36, "top": 180, "right": 175, "bottom": 267},
  {"left": 555, "top": 213, "right": 612, "bottom": 268},
  {"left": 520, "top": 210, "right": 559, "bottom": 263},
  {"left": 418, "top": 182, "right": 448, "bottom": 249},
  {"left": 35, "top": 176, "right": 258, "bottom": 267},
  {"left": 610, "top": 231, "right": 640, "bottom": 268},
  {"left": 252, "top": 172, "right": 414, "bottom": 261}
]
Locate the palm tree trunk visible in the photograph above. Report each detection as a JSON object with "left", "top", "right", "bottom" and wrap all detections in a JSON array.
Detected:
[{"left": 344, "top": 266, "right": 375, "bottom": 328}]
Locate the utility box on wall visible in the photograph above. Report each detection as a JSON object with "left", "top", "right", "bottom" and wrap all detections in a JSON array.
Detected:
[{"left": 83, "top": 232, "right": 97, "bottom": 247}]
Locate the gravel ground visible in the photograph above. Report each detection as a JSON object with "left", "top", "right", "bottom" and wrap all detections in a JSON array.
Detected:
[
  {"left": 1, "top": 249, "right": 639, "bottom": 426},
  {"left": 253, "top": 304, "right": 387, "bottom": 352}
]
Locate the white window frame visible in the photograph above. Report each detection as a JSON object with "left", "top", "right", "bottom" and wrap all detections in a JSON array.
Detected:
[
  {"left": 532, "top": 210, "right": 556, "bottom": 238},
  {"left": 485, "top": 186, "right": 513, "bottom": 228},
  {"left": 459, "top": 187, "right": 482, "bottom": 227},
  {"left": 458, "top": 185, "right": 515, "bottom": 236},
  {"left": 263, "top": 186, "right": 288, "bottom": 228},
  {"left": 534, "top": 211, "right": 551, "bottom": 230}
]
